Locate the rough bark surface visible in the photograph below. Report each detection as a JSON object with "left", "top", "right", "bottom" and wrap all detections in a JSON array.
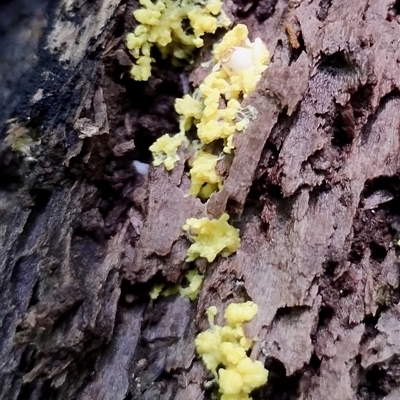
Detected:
[{"left": 2, "top": 0, "right": 400, "bottom": 399}]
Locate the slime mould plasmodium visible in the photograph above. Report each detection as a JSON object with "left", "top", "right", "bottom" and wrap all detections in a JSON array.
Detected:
[{"left": 127, "top": 2, "right": 269, "bottom": 397}]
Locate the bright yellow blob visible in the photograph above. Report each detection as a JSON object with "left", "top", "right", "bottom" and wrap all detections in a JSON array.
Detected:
[
  {"left": 148, "top": 23, "right": 268, "bottom": 197},
  {"left": 189, "top": 150, "right": 223, "bottom": 199},
  {"left": 126, "top": 0, "right": 230, "bottom": 81},
  {"left": 149, "top": 132, "right": 186, "bottom": 171},
  {"left": 183, "top": 213, "right": 240, "bottom": 262},
  {"left": 196, "top": 302, "right": 269, "bottom": 400}
]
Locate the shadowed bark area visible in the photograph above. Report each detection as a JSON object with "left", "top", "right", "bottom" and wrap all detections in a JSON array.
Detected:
[{"left": 1, "top": 0, "right": 400, "bottom": 399}]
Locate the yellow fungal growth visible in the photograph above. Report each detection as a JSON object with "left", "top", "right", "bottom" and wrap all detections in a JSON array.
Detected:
[
  {"left": 153, "top": 23, "right": 268, "bottom": 180},
  {"left": 195, "top": 302, "right": 269, "bottom": 400},
  {"left": 175, "top": 93, "right": 204, "bottom": 132},
  {"left": 149, "top": 132, "right": 186, "bottom": 171},
  {"left": 126, "top": 0, "right": 230, "bottom": 81},
  {"left": 189, "top": 150, "right": 223, "bottom": 199},
  {"left": 149, "top": 269, "right": 204, "bottom": 300},
  {"left": 175, "top": 94, "right": 204, "bottom": 120},
  {"left": 148, "top": 22, "right": 268, "bottom": 207},
  {"left": 192, "top": 24, "right": 269, "bottom": 154},
  {"left": 196, "top": 97, "right": 242, "bottom": 149},
  {"left": 183, "top": 213, "right": 240, "bottom": 262},
  {"left": 149, "top": 283, "right": 165, "bottom": 299},
  {"left": 214, "top": 24, "right": 269, "bottom": 95},
  {"left": 178, "top": 269, "right": 204, "bottom": 300},
  {"left": 162, "top": 269, "right": 204, "bottom": 300},
  {"left": 213, "top": 23, "right": 249, "bottom": 60}
]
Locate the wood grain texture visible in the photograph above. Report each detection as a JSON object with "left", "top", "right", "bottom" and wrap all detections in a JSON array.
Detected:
[{"left": 2, "top": 0, "right": 400, "bottom": 399}]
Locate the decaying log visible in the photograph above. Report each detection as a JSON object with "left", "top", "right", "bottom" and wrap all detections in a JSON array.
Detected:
[{"left": 2, "top": 0, "right": 400, "bottom": 399}]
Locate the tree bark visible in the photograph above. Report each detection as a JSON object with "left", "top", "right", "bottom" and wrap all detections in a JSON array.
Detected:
[{"left": 2, "top": 0, "right": 400, "bottom": 399}]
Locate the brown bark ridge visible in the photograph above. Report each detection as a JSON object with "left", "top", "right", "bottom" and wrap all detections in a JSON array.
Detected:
[{"left": 2, "top": 0, "right": 400, "bottom": 399}]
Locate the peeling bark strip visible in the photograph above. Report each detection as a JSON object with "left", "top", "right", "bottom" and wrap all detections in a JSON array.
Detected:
[{"left": 2, "top": 0, "right": 400, "bottom": 399}]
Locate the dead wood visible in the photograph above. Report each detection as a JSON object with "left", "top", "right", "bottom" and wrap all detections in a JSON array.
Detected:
[{"left": 2, "top": 0, "right": 400, "bottom": 399}]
